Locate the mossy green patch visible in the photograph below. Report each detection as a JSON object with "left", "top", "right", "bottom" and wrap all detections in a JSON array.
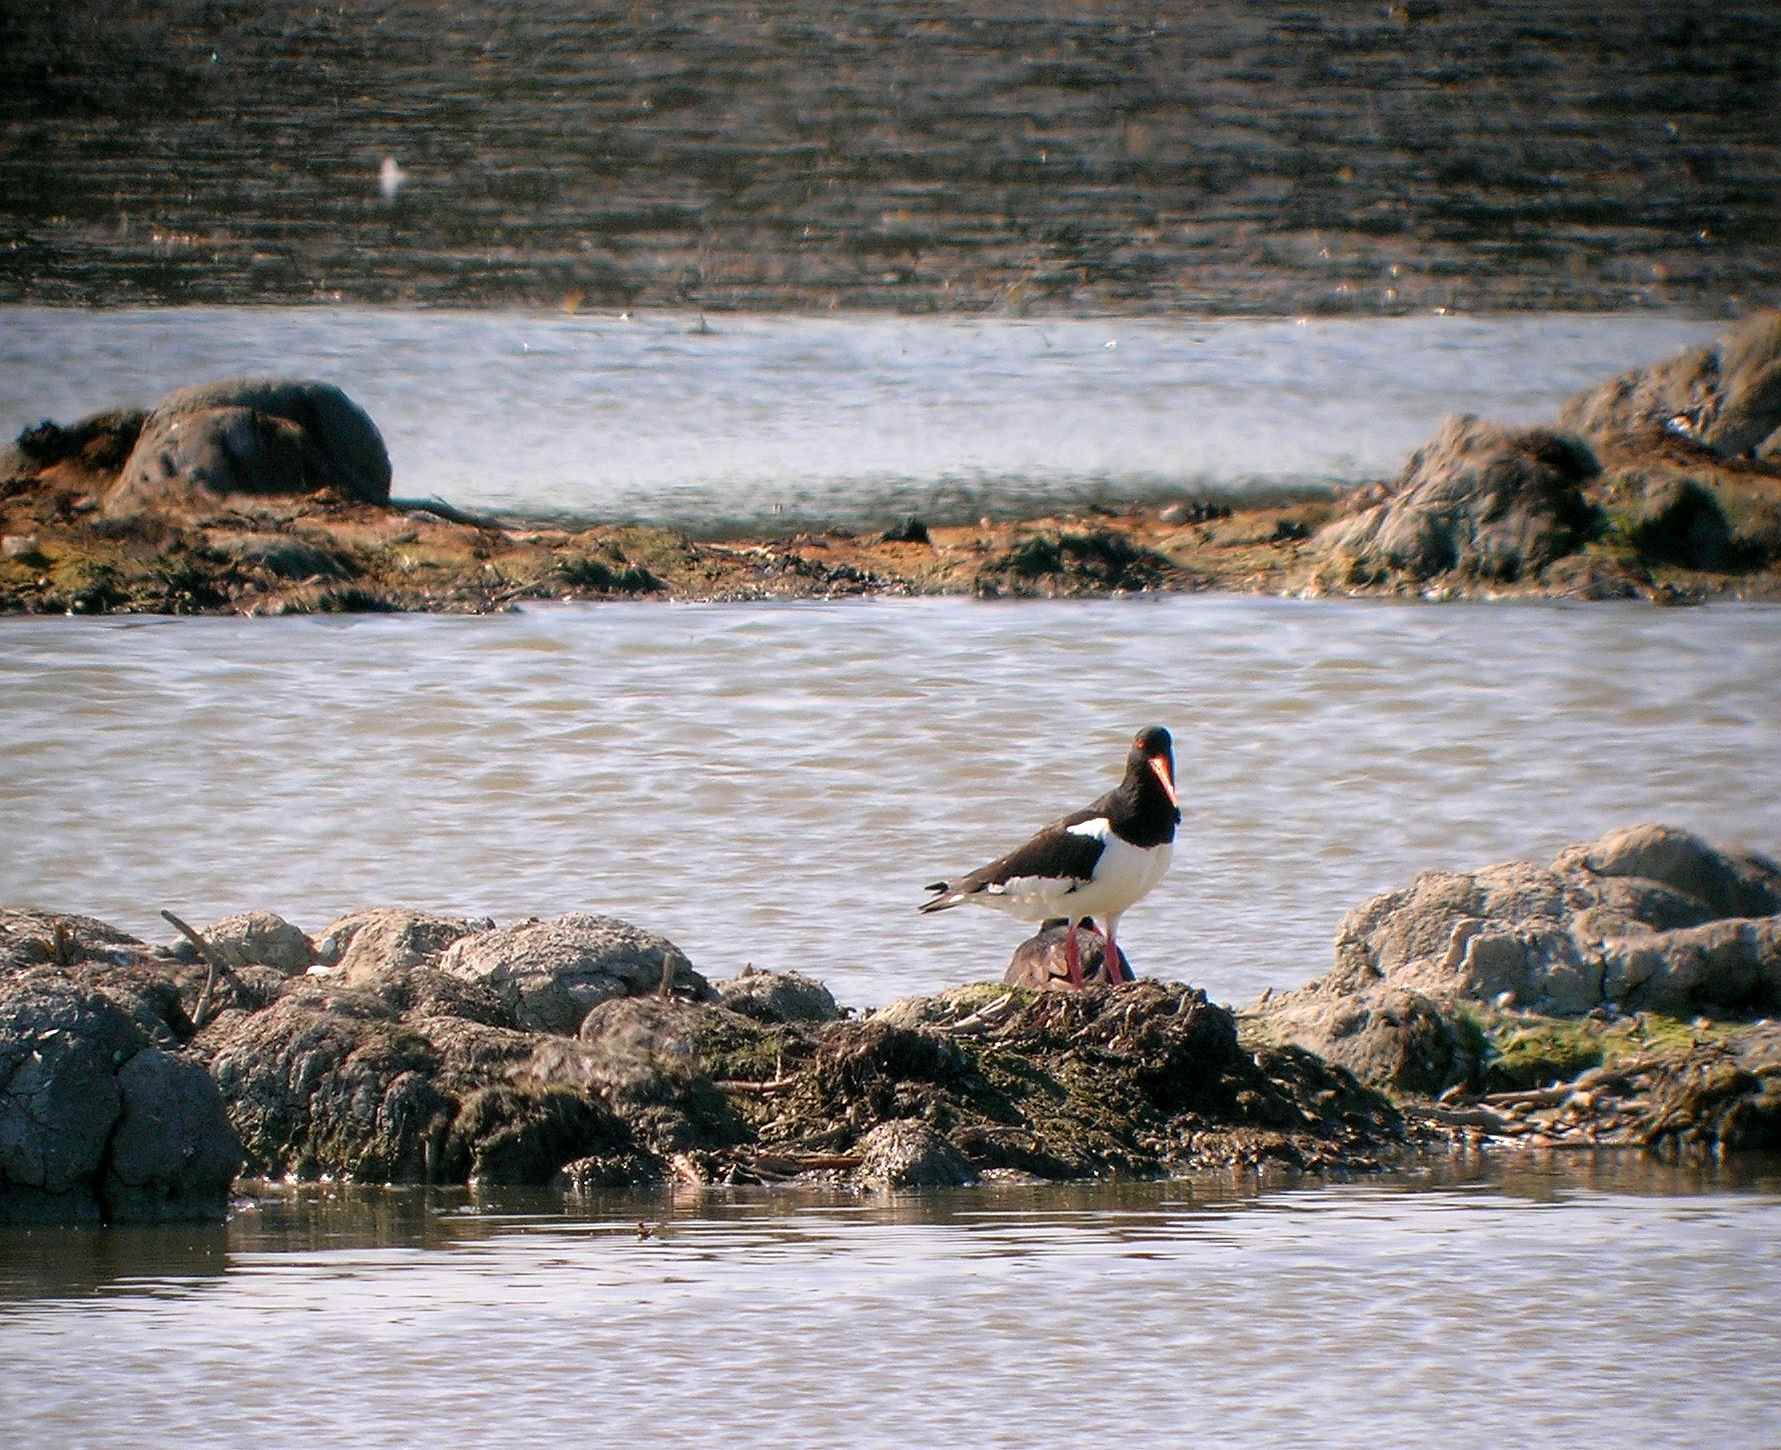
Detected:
[{"left": 1469, "top": 1006, "right": 1746, "bottom": 1092}]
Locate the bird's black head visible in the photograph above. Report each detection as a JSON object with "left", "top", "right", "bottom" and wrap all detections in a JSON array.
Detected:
[
  {"left": 1123, "top": 724, "right": 1179, "bottom": 822},
  {"left": 1132, "top": 725, "right": 1172, "bottom": 762}
]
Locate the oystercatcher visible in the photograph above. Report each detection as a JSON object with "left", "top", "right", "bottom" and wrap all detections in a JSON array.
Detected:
[{"left": 919, "top": 725, "right": 1180, "bottom": 987}]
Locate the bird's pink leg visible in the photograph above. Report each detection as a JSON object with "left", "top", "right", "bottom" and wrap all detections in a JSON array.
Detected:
[
  {"left": 1102, "top": 923, "right": 1123, "bottom": 985},
  {"left": 1064, "top": 920, "right": 1084, "bottom": 988}
]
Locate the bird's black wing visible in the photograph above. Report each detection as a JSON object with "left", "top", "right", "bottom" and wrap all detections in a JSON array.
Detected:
[{"left": 920, "top": 814, "right": 1108, "bottom": 911}]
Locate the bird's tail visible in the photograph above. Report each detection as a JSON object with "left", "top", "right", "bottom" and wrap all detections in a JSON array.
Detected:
[{"left": 918, "top": 880, "right": 962, "bottom": 914}]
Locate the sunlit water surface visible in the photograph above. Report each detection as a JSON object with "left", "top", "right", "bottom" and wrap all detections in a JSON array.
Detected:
[
  {"left": 2, "top": 1157, "right": 1779, "bottom": 1449},
  {"left": 2, "top": 594, "right": 1777, "bottom": 1010},
  {"left": 4, "top": 305, "right": 1781, "bottom": 1444},
  {"left": 0, "top": 308, "right": 1720, "bottom": 530}
]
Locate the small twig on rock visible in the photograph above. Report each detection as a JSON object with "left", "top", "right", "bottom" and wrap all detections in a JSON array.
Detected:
[
  {"left": 51, "top": 921, "right": 75, "bottom": 966},
  {"left": 1482, "top": 1084, "right": 1576, "bottom": 1109},
  {"left": 744, "top": 1151, "right": 863, "bottom": 1173},
  {"left": 161, "top": 909, "right": 244, "bottom": 1028},
  {"left": 714, "top": 1076, "right": 801, "bottom": 1095}
]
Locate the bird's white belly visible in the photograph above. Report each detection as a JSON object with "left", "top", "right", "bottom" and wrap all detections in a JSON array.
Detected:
[{"left": 975, "top": 826, "right": 1172, "bottom": 925}]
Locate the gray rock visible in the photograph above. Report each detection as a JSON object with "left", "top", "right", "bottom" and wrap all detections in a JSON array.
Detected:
[
  {"left": 571, "top": 996, "right": 711, "bottom": 1099},
  {"left": 855, "top": 1118, "right": 977, "bottom": 1189},
  {"left": 105, "top": 1047, "right": 243, "bottom": 1221},
  {"left": 108, "top": 376, "right": 392, "bottom": 513},
  {"left": 1321, "top": 825, "right": 1781, "bottom": 1019},
  {"left": 1558, "top": 310, "right": 1781, "bottom": 459},
  {"left": 1252, "top": 988, "right": 1481, "bottom": 1098},
  {"left": 0, "top": 973, "right": 239, "bottom": 1223},
  {"left": 1315, "top": 415, "right": 1598, "bottom": 582},
  {"left": 1553, "top": 823, "right": 1781, "bottom": 921},
  {"left": 717, "top": 967, "right": 840, "bottom": 1023},
  {"left": 178, "top": 910, "right": 314, "bottom": 976},
  {"left": 437, "top": 913, "right": 710, "bottom": 1034},
  {"left": 202, "top": 981, "right": 535, "bottom": 1181},
  {"left": 318, "top": 907, "right": 489, "bottom": 984}
]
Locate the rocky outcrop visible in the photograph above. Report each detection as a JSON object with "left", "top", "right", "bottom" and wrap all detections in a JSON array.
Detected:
[
  {"left": 1559, "top": 310, "right": 1781, "bottom": 460},
  {"left": 11, "top": 826, "right": 1781, "bottom": 1222},
  {"left": 0, "top": 971, "right": 240, "bottom": 1223},
  {"left": 716, "top": 967, "right": 841, "bottom": 1024},
  {"left": 1317, "top": 824, "right": 1781, "bottom": 1018},
  {"left": 1315, "top": 415, "right": 1599, "bottom": 583},
  {"left": 314, "top": 907, "right": 490, "bottom": 985},
  {"left": 1249, "top": 825, "right": 1781, "bottom": 1127},
  {"left": 106, "top": 377, "right": 392, "bottom": 516},
  {"left": 437, "top": 913, "right": 711, "bottom": 1033}
]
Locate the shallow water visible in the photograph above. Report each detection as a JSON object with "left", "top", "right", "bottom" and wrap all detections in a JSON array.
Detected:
[
  {"left": 3, "top": 1155, "right": 1779, "bottom": 1449},
  {"left": 0, "top": 307, "right": 1720, "bottom": 530},
  {"left": 3, "top": 593, "right": 1777, "bottom": 1010}
]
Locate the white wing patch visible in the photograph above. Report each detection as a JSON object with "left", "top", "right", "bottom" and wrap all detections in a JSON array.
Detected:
[{"left": 983, "top": 874, "right": 1083, "bottom": 920}]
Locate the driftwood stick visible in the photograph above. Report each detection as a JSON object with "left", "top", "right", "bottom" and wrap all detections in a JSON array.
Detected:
[
  {"left": 388, "top": 494, "right": 511, "bottom": 531},
  {"left": 714, "top": 1076, "right": 801, "bottom": 1095},
  {"left": 161, "top": 909, "right": 244, "bottom": 1028},
  {"left": 1482, "top": 1084, "right": 1577, "bottom": 1109}
]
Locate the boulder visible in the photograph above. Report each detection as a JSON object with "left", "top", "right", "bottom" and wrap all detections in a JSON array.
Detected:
[
  {"left": 716, "top": 967, "right": 841, "bottom": 1023},
  {"left": 437, "top": 913, "right": 711, "bottom": 1034},
  {"left": 1558, "top": 310, "right": 1781, "bottom": 459},
  {"left": 855, "top": 1119, "right": 977, "bottom": 1188},
  {"left": 105, "top": 1046, "right": 244, "bottom": 1221},
  {"left": 0, "top": 972, "right": 240, "bottom": 1222},
  {"left": 1315, "top": 415, "right": 1598, "bottom": 582},
  {"left": 1003, "top": 919, "right": 1130, "bottom": 990},
  {"left": 107, "top": 377, "right": 392, "bottom": 514},
  {"left": 169, "top": 910, "right": 314, "bottom": 976},
  {"left": 1249, "top": 988, "right": 1481, "bottom": 1098},
  {"left": 316, "top": 907, "right": 489, "bottom": 984},
  {"left": 201, "top": 980, "right": 536, "bottom": 1181},
  {"left": 1318, "top": 825, "right": 1780, "bottom": 1019}
]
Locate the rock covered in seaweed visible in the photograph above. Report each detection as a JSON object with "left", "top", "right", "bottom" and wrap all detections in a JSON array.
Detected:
[{"left": 1248, "top": 824, "right": 1781, "bottom": 1122}]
